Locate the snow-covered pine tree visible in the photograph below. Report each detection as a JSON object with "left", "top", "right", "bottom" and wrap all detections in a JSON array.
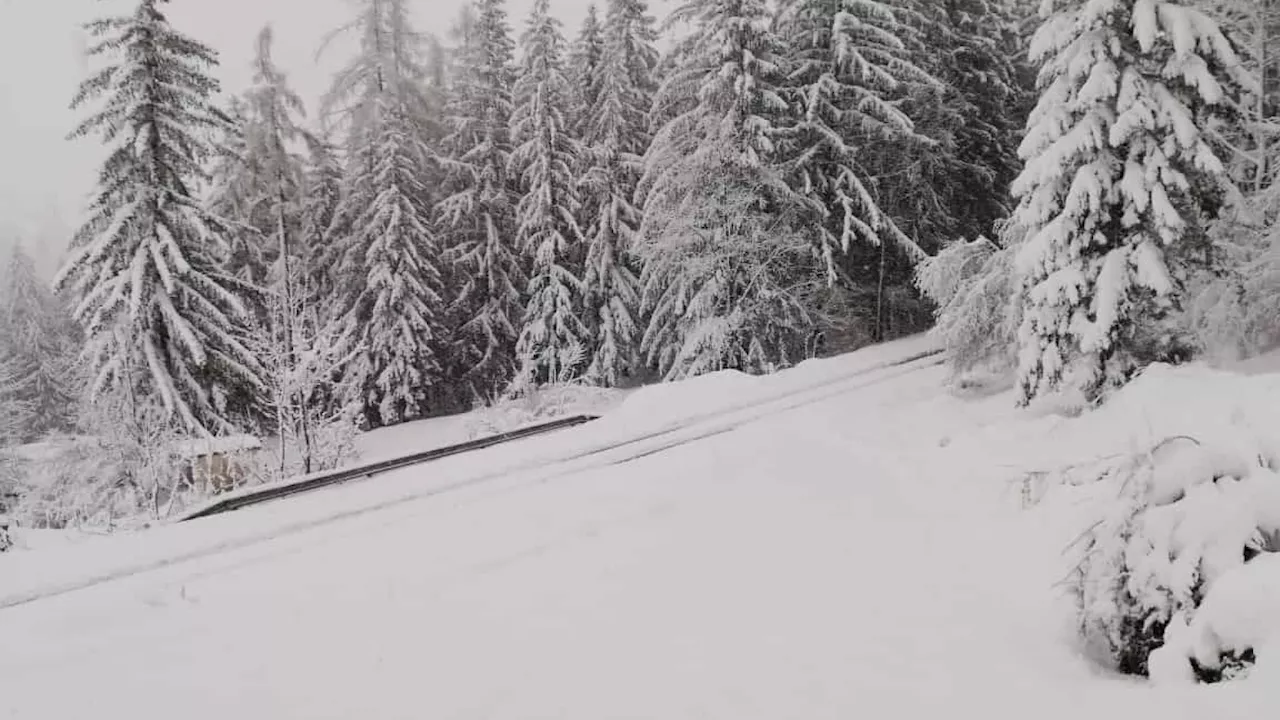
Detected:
[
  {"left": 577, "top": 0, "right": 658, "bottom": 385},
  {"left": 1012, "top": 0, "right": 1246, "bottom": 404},
  {"left": 437, "top": 0, "right": 525, "bottom": 401},
  {"left": 637, "top": 0, "right": 818, "bottom": 380},
  {"left": 207, "top": 98, "right": 269, "bottom": 292},
  {"left": 774, "top": 0, "right": 934, "bottom": 283},
  {"left": 322, "top": 0, "right": 447, "bottom": 427},
  {"left": 1206, "top": 0, "right": 1280, "bottom": 192},
  {"left": 299, "top": 132, "right": 344, "bottom": 312},
  {"left": 425, "top": 33, "right": 451, "bottom": 141},
  {"left": 885, "top": 0, "right": 1029, "bottom": 245},
  {"left": 0, "top": 244, "right": 80, "bottom": 441},
  {"left": 567, "top": 4, "right": 605, "bottom": 141},
  {"left": 242, "top": 26, "right": 307, "bottom": 278},
  {"left": 509, "top": 0, "right": 590, "bottom": 387},
  {"left": 0, "top": 353, "right": 27, "bottom": 450},
  {"left": 57, "top": 0, "right": 263, "bottom": 435}
]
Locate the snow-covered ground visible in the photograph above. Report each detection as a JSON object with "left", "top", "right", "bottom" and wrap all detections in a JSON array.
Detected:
[{"left": 2, "top": 337, "right": 1278, "bottom": 718}]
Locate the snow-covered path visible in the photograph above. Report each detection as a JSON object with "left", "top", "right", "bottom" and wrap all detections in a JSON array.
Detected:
[{"left": 2, "top": 357, "right": 1276, "bottom": 718}]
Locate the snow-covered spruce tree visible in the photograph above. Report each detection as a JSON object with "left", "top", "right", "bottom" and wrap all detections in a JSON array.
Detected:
[
  {"left": 577, "top": 0, "right": 658, "bottom": 385},
  {"left": 0, "top": 351, "right": 28, "bottom": 545},
  {"left": 299, "top": 132, "right": 344, "bottom": 312},
  {"left": 0, "top": 353, "right": 31, "bottom": 449},
  {"left": 888, "top": 0, "right": 1030, "bottom": 245},
  {"left": 207, "top": 98, "right": 269, "bottom": 293},
  {"left": 437, "top": 0, "right": 525, "bottom": 402},
  {"left": 774, "top": 0, "right": 933, "bottom": 283},
  {"left": 637, "top": 0, "right": 819, "bottom": 380},
  {"left": 1, "top": 243, "right": 81, "bottom": 441},
  {"left": 56, "top": 0, "right": 263, "bottom": 435},
  {"left": 567, "top": 4, "right": 606, "bottom": 141},
  {"left": 1012, "top": 0, "right": 1245, "bottom": 405},
  {"left": 242, "top": 26, "right": 307, "bottom": 281},
  {"left": 509, "top": 0, "right": 590, "bottom": 388},
  {"left": 425, "top": 33, "right": 451, "bottom": 142},
  {"left": 1206, "top": 0, "right": 1280, "bottom": 192},
  {"left": 321, "top": 0, "right": 447, "bottom": 427}
]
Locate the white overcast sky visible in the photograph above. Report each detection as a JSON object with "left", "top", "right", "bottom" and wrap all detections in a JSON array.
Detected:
[{"left": 0, "top": 0, "right": 639, "bottom": 271}]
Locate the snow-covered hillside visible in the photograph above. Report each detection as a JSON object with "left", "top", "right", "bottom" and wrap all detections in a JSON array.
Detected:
[{"left": 2, "top": 337, "right": 1278, "bottom": 718}]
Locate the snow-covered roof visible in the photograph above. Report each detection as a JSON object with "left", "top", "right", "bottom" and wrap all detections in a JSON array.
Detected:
[{"left": 170, "top": 435, "right": 263, "bottom": 460}]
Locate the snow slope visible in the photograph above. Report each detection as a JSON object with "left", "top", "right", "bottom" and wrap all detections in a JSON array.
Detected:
[{"left": 1, "top": 338, "right": 1278, "bottom": 718}]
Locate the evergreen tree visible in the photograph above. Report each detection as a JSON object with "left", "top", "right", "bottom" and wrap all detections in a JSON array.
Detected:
[
  {"left": 1, "top": 244, "right": 79, "bottom": 441},
  {"left": 322, "top": 0, "right": 447, "bottom": 427},
  {"left": 880, "top": 0, "right": 1029, "bottom": 245},
  {"left": 0, "top": 353, "right": 29, "bottom": 450},
  {"left": 774, "top": 0, "right": 934, "bottom": 281},
  {"left": 567, "top": 4, "right": 606, "bottom": 140},
  {"left": 299, "top": 132, "right": 344, "bottom": 312},
  {"left": 638, "top": 0, "right": 819, "bottom": 380},
  {"left": 1012, "top": 0, "right": 1245, "bottom": 403},
  {"left": 242, "top": 26, "right": 307, "bottom": 280},
  {"left": 437, "top": 0, "right": 524, "bottom": 401},
  {"left": 56, "top": 0, "right": 262, "bottom": 435},
  {"left": 207, "top": 98, "right": 268, "bottom": 290},
  {"left": 1207, "top": 0, "right": 1280, "bottom": 192},
  {"left": 510, "top": 0, "right": 590, "bottom": 387},
  {"left": 425, "top": 33, "right": 451, "bottom": 142},
  {"left": 578, "top": 0, "right": 658, "bottom": 385}
]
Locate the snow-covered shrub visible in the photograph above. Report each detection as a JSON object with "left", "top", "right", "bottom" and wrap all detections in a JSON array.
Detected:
[
  {"left": 255, "top": 414, "right": 360, "bottom": 484},
  {"left": 10, "top": 431, "right": 194, "bottom": 531},
  {"left": 306, "top": 417, "right": 359, "bottom": 473},
  {"left": 1060, "top": 433, "right": 1280, "bottom": 679},
  {"left": 7, "top": 384, "right": 232, "bottom": 530},
  {"left": 1150, "top": 553, "right": 1280, "bottom": 684},
  {"left": 466, "top": 380, "right": 621, "bottom": 439},
  {"left": 916, "top": 235, "right": 1021, "bottom": 383}
]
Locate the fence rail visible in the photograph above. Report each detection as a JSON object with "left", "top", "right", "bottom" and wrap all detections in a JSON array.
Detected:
[{"left": 180, "top": 414, "right": 601, "bottom": 522}]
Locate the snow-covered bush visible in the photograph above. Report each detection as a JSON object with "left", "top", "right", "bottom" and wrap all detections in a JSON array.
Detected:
[
  {"left": 916, "top": 235, "right": 1021, "bottom": 383},
  {"left": 1025, "top": 367, "right": 1280, "bottom": 681},
  {"left": 1150, "top": 552, "right": 1280, "bottom": 684},
  {"left": 10, "top": 434, "right": 181, "bottom": 530},
  {"left": 9, "top": 388, "right": 216, "bottom": 530},
  {"left": 255, "top": 415, "right": 360, "bottom": 484},
  {"left": 466, "top": 380, "right": 621, "bottom": 439}
]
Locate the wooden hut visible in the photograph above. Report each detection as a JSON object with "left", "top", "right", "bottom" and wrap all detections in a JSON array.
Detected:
[{"left": 171, "top": 435, "right": 263, "bottom": 494}]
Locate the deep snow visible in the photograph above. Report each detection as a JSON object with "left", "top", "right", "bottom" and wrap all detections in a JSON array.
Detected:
[{"left": 1, "top": 337, "right": 1279, "bottom": 718}]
